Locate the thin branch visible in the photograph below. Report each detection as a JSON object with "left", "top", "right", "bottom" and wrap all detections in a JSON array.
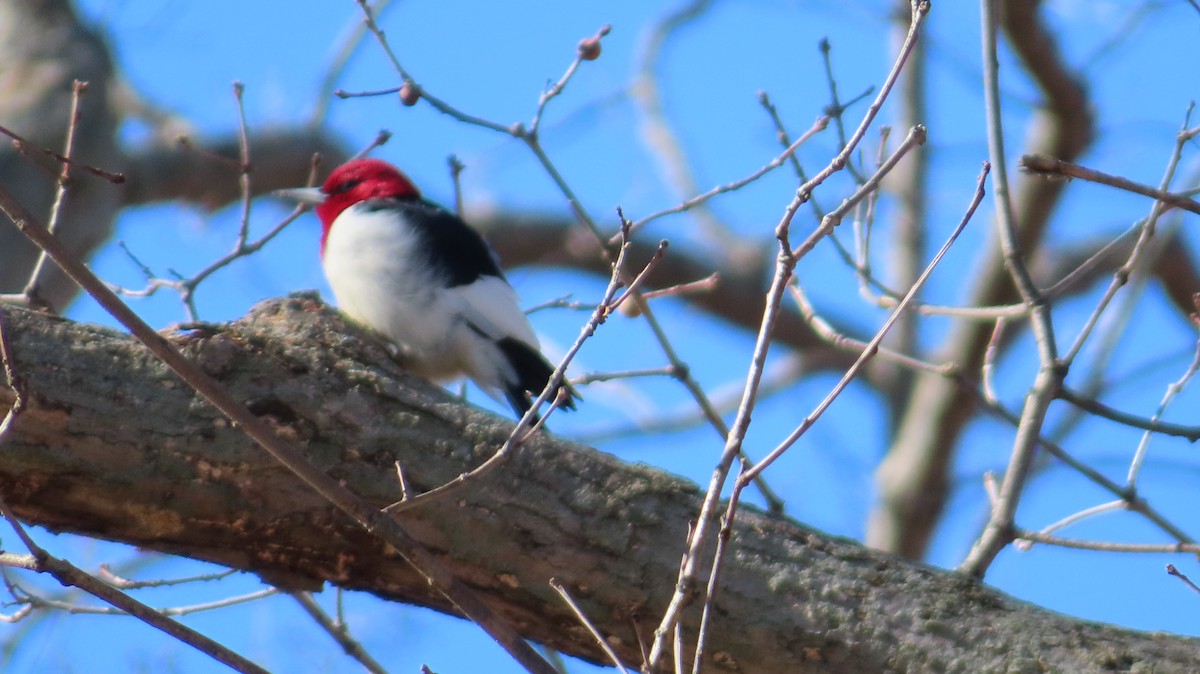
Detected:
[
  {"left": 758, "top": 90, "right": 826, "bottom": 220},
  {"left": 231, "top": 82, "right": 254, "bottom": 252},
  {"left": 1014, "top": 531, "right": 1200, "bottom": 555},
  {"left": 0, "top": 121, "right": 124, "bottom": 183},
  {"left": 1057, "top": 387, "right": 1200, "bottom": 441},
  {"left": 639, "top": 273, "right": 718, "bottom": 301},
  {"left": 1021, "top": 154, "right": 1200, "bottom": 215},
  {"left": 549, "top": 579, "right": 630, "bottom": 674},
  {"left": 311, "top": 0, "right": 397, "bottom": 125},
  {"left": 627, "top": 116, "right": 830, "bottom": 236},
  {"left": 746, "top": 160, "right": 984, "bottom": 482},
  {"left": 12, "top": 587, "right": 278, "bottom": 617},
  {"left": 291, "top": 592, "right": 390, "bottom": 674},
  {"left": 1060, "top": 106, "right": 1195, "bottom": 367},
  {"left": 1167, "top": 565, "right": 1200, "bottom": 594},
  {"left": 818, "top": 38, "right": 868, "bottom": 183},
  {"left": 531, "top": 25, "right": 611, "bottom": 135},
  {"left": 690, "top": 161, "right": 983, "bottom": 671},
  {"left": 1020, "top": 500, "right": 1126, "bottom": 550},
  {"left": 99, "top": 566, "right": 237, "bottom": 590},
  {"left": 645, "top": 2, "right": 931, "bottom": 662},
  {"left": 570, "top": 366, "right": 677, "bottom": 386},
  {"left": 792, "top": 284, "right": 953, "bottom": 377},
  {"left": 1127, "top": 334, "right": 1200, "bottom": 485},
  {"left": 22, "top": 80, "right": 87, "bottom": 305},
  {"left": 959, "top": 0, "right": 1061, "bottom": 579},
  {"left": 351, "top": 0, "right": 516, "bottom": 135}
]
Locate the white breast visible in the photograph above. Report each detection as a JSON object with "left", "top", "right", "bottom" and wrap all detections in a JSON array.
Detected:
[
  {"left": 321, "top": 202, "right": 541, "bottom": 394},
  {"left": 322, "top": 203, "right": 456, "bottom": 372}
]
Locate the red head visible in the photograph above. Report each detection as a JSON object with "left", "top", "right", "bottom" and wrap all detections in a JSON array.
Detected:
[
  {"left": 314, "top": 158, "right": 421, "bottom": 229},
  {"left": 275, "top": 158, "right": 422, "bottom": 255}
]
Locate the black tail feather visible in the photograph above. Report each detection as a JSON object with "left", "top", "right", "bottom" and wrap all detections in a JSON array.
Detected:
[{"left": 495, "top": 337, "right": 578, "bottom": 418}]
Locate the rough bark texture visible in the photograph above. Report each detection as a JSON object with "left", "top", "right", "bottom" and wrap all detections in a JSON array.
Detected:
[{"left": 1, "top": 295, "right": 1197, "bottom": 672}]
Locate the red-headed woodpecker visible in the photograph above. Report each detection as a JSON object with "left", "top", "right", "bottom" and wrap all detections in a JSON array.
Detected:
[{"left": 276, "top": 158, "right": 575, "bottom": 418}]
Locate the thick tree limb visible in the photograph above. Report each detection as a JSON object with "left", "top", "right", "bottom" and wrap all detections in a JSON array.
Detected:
[
  {"left": 0, "top": 296, "right": 1196, "bottom": 671},
  {"left": 119, "top": 129, "right": 348, "bottom": 210}
]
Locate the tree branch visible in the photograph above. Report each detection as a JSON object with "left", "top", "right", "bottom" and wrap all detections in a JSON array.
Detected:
[
  {"left": 869, "top": 0, "right": 1095, "bottom": 558},
  {"left": 0, "top": 297, "right": 1195, "bottom": 671}
]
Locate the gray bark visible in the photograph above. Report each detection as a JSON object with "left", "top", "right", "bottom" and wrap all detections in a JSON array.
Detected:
[{"left": 1, "top": 296, "right": 1196, "bottom": 672}]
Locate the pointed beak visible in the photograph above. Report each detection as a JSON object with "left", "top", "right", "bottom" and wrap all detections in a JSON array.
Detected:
[{"left": 273, "top": 186, "right": 326, "bottom": 206}]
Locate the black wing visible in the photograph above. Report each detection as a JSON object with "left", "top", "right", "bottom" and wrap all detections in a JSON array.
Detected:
[
  {"left": 495, "top": 337, "right": 578, "bottom": 418},
  {"left": 361, "top": 197, "right": 504, "bottom": 287}
]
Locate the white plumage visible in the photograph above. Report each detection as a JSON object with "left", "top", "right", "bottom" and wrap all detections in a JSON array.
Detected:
[{"left": 323, "top": 202, "right": 537, "bottom": 396}]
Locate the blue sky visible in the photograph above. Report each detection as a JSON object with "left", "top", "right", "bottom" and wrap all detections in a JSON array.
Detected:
[{"left": 7, "top": 0, "right": 1200, "bottom": 671}]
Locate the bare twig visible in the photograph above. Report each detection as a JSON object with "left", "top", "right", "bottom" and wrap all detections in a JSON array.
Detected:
[
  {"left": 759, "top": 90, "right": 825, "bottom": 220},
  {"left": 1167, "top": 565, "right": 1200, "bottom": 594},
  {"left": 689, "top": 160, "right": 985, "bottom": 674},
  {"left": 1056, "top": 386, "right": 1200, "bottom": 441},
  {"left": 531, "top": 25, "right": 611, "bottom": 134},
  {"left": 350, "top": 0, "right": 516, "bottom": 135},
  {"left": 9, "top": 586, "right": 278, "bottom": 617},
  {"left": 818, "top": 37, "right": 869, "bottom": 183},
  {"left": 646, "top": 2, "right": 931, "bottom": 662},
  {"left": 0, "top": 121, "right": 124, "bottom": 183},
  {"left": 626, "top": 116, "right": 830, "bottom": 237},
  {"left": 549, "top": 579, "right": 629, "bottom": 673},
  {"left": 1014, "top": 531, "right": 1200, "bottom": 555},
  {"left": 22, "top": 80, "right": 87, "bottom": 305},
  {"left": 571, "top": 366, "right": 678, "bottom": 386},
  {"left": 311, "top": 0, "right": 397, "bottom": 125},
  {"left": 1019, "top": 500, "right": 1126, "bottom": 551},
  {"left": 1060, "top": 107, "right": 1195, "bottom": 368},
  {"left": 99, "top": 566, "right": 237, "bottom": 590},
  {"left": 1021, "top": 154, "right": 1200, "bottom": 215},
  {"left": 755, "top": 161, "right": 984, "bottom": 480},
  {"left": 291, "top": 592, "right": 390, "bottom": 674},
  {"left": 1126, "top": 336, "right": 1200, "bottom": 484},
  {"left": 960, "top": 0, "right": 1061, "bottom": 579},
  {"left": 792, "top": 284, "right": 953, "bottom": 377},
  {"left": 231, "top": 82, "right": 254, "bottom": 252},
  {"left": 639, "top": 273, "right": 718, "bottom": 301},
  {"left": 981, "top": 318, "right": 1006, "bottom": 404}
]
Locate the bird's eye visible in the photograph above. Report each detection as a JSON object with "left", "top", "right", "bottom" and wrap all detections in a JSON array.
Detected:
[{"left": 334, "top": 179, "right": 362, "bottom": 194}]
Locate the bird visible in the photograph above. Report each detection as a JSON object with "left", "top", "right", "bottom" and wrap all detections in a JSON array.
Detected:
[{"left": 276, "top": 158, "right": 575, "bottom": 419}]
